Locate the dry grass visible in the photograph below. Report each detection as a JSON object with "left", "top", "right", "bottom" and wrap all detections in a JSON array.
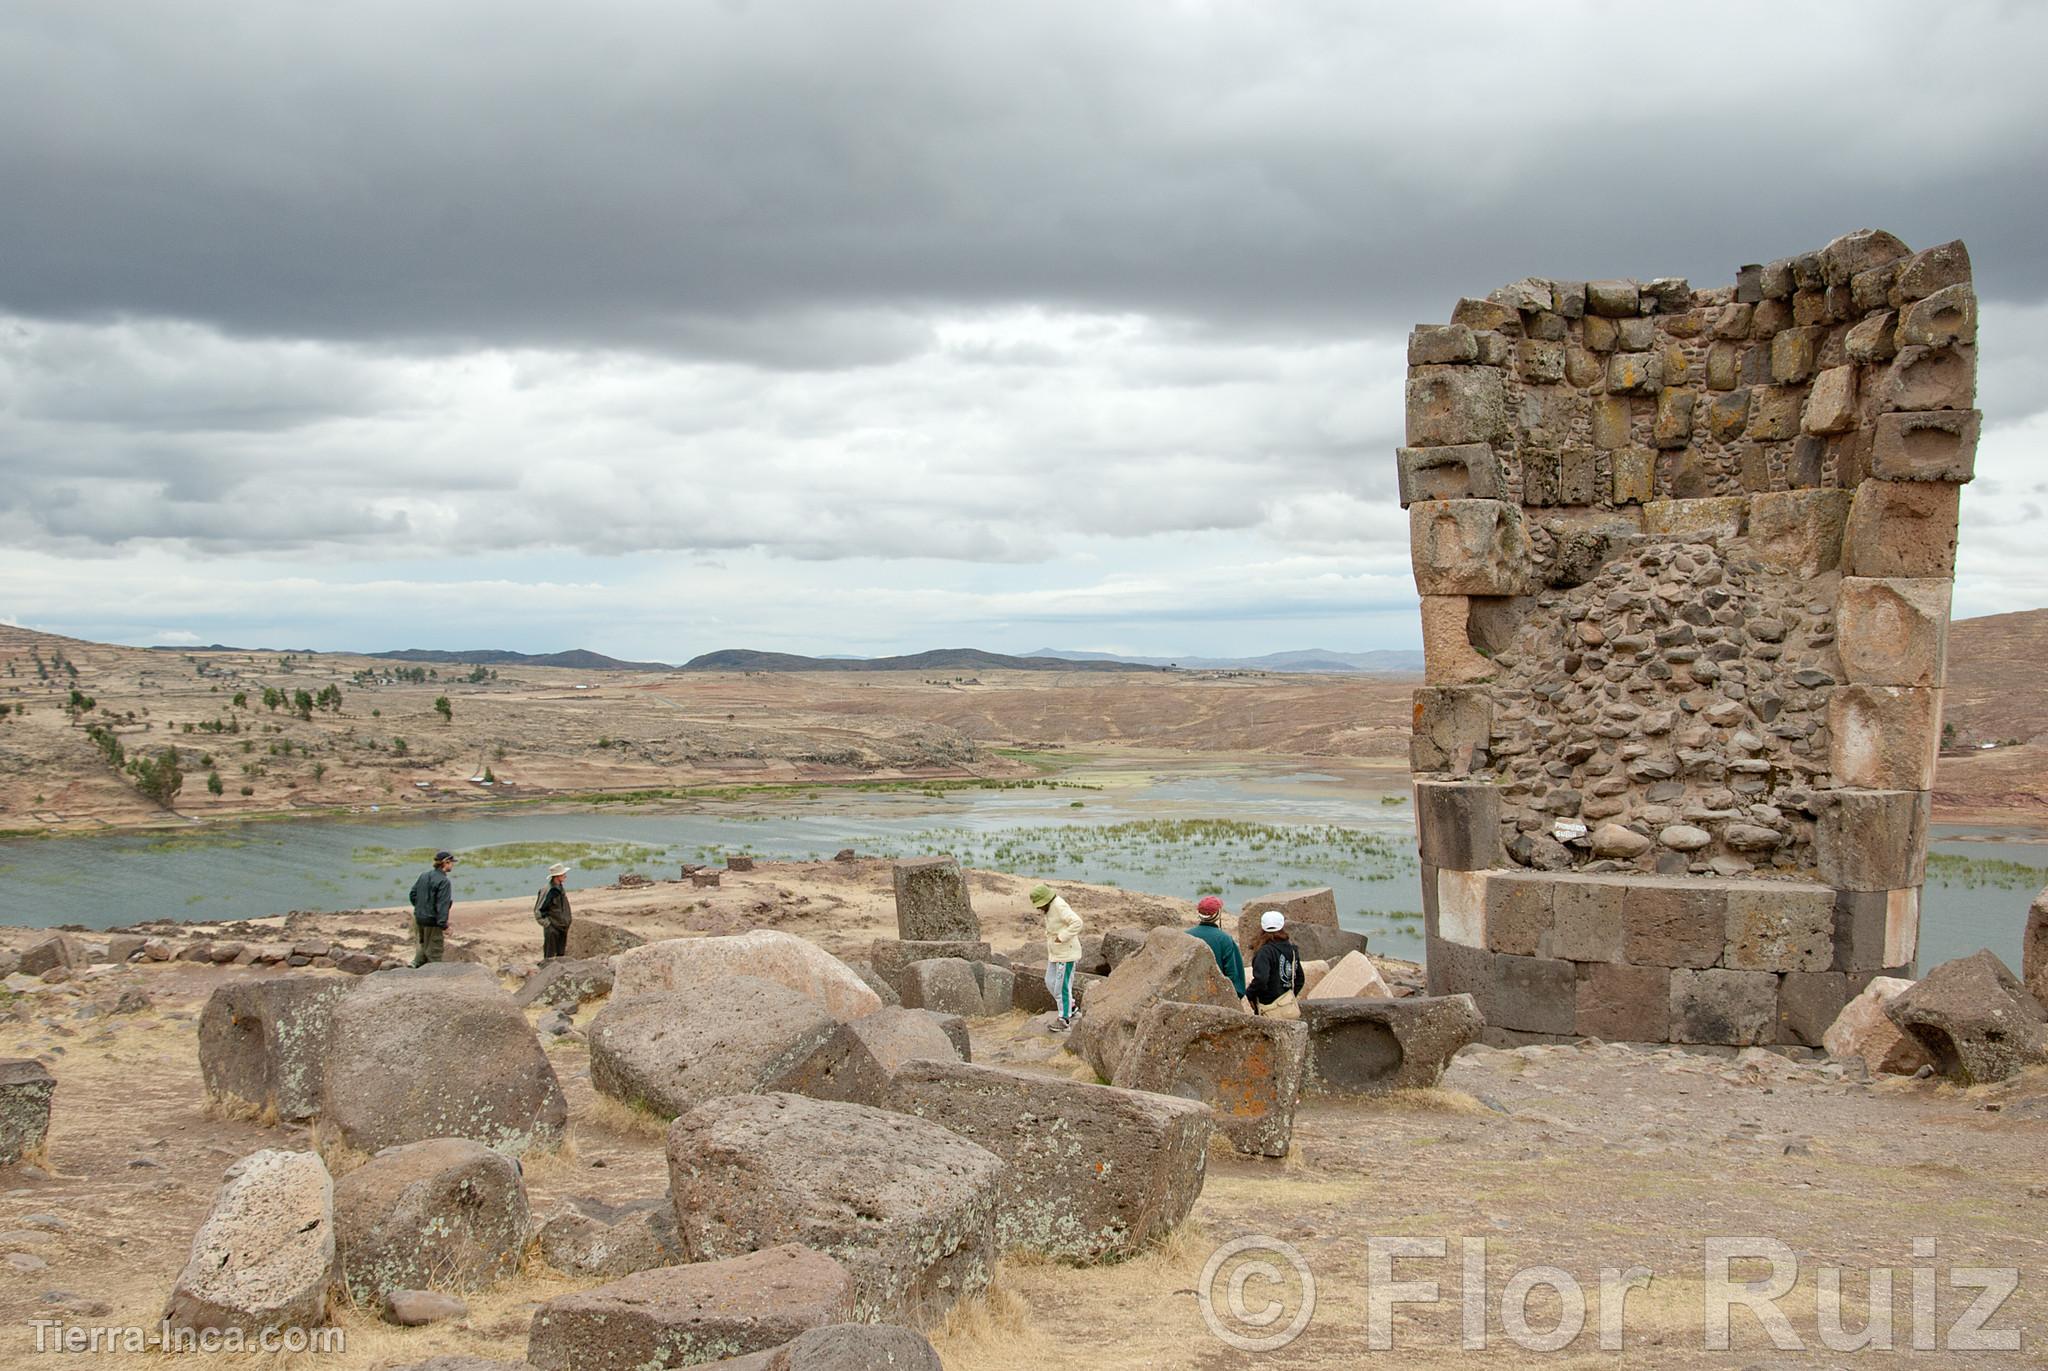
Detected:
[
  {"left": 200, "top": 1092, "right": 278, "bottom": 1128},
  {"left": 580, "top": 1093, "right": 671, "bottom": 1140}
]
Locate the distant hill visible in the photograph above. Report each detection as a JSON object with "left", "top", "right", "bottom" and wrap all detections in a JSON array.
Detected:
[
  {"left": 1027, "top": 646, "right": 1426, "bottom": 674},
  {"left": 373, "top": 648, "right": 675, "bottom": 672},
  {"left": 683, "top": 647, "right": 1161, "bottom": 673}
]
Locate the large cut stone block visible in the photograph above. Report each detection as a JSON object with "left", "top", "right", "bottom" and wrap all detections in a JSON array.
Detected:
[
  {"left": 1837, "top": 577, "right": 1951, "bottom": 686},
  {"left": 1409, "top": 499, "right": 1530, "bottom": 595},
  {"left": 1435, "top": 869, "right": 1487, "bottom": 950},
  {"left": 1870, "top": 410, "right": 1980, "bottom": 483},
  {"left": 667, "top": 1093, "right": 1002, "bottom": 1326},
  {"left": 1112, "top": 1001, "right": 1308, "bottom": 1158},
  {"left": 1231, "top": 888, "right": 1339, "bottom": 956},
  {"left": 868, "top": 939, "right": 992, "bottom": 997},
  {"left": 334, "top": 1138, "right": 530, "bottom": 1302},
  {"left": 1670, "top": 969, "right": 1779, "bottom": 1046},
  {"left": 199, "top": 976, "right": 353, "bottom": 1124},
  {"left": 1821, "top": 976, "right": 1931, "bottom": 1073},
  {"left": 1831, "top": 889, "right": 1922, "bottom": 974},
  {"left": 1722, "top": 884, "right": 1835, "bottom": 973},
  {"left": 1300, "top": 994, "right": 1482, "bottom": 1095},
  {"left": 1828, "top": 686, "right": 1942, "bottom": 790},
  {"left": 1817, "top": 791, "right": 1929, "bottom": 891},
  {"left": 1574, "top": 962, "right": 1670, "bottom": 1042},
  {"left": 1611, "top": 447, "right": 1655, "bottom": 504},
  {"left": 1895, "top": 241, "right": 1972, "bottom": 301},
  {"left": 1884, "top": 951, "right": 2048, "bottom": 1085},
  {"left": 1548, "top": 875, "right": 1625, "bottom": 963},
  {"left": 1878, "top": 345, "right": 1976, "bottom": 413},
  {"left": 1408, "top": 324, "right": 1477, "bottom": 366},
  {"left": 1843, "top": 481, "right": 1960, "bottom": 578},
  {"left": 614, "top": 932, "right": 882, "bottom": 1021},
  {"left": 1414, "top": 781, "right": 1504, "bottom": 871},
  {"left": 0, "top": 1059, "right": 54, "bottom": 1165},
  {"left": 164, "top": 1149, "right": 336, "bottom": 1336},
  {"left": 1644, "top": 497, "right": 1746, "bottom": 540},
  {"left": 892, "top": 858, "right": 981, "bottom": 942},
  {"left": 1776, "top": 971, "right": 1854, "bottom": 1049},
  {"left": 1820, "top": 228, "right": 1910, "bottom": 286},
  {"left": 1748, "top": 489, "right": 1849, "bottom": 577},
  {"left": 1490, "top": 953, "right": 1577, "bottom": 1035},
  {"left": 1419, "top": 595, "right": 1494, "bottom": 685},
  {"left": 1396, "top": 444, "right": 1501, "bottom": 506},
  {"left": 898, "top": 959, "right": 1013, "bottom": 1019},
  {"left": 1802, "top": 365, "right": 1858, "bottom": 434},
  {"left": 1071, "top": 928, "right": 1239, "bottom": 1082},
  {"left": 526, "top": 1246, "right": 855, "bottom": 1371},
  {"left": 1899, "top": 284, "right": 1976, "bottom": 348},
  {"left": 885, "top": 1059, "right": 1211, "bottom": 1263},
  {"left": 539, "top": 1198, "right": 688, "bottom": 1280},
  {"left": 1481, "top": 871, "right": 1554, "bottom": 958},
  {"left": 1406, "top": 366, "right": 1507, "bottom": 446},
  {"left": 1410, "top": 686, "right": 1491, "bottom": 775},
  {"left": 1622, "top": 879, "right": 1728, "bottom": 969}
]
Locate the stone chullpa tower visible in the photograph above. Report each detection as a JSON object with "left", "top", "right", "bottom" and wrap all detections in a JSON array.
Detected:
[{"left": 1400, "top": 230, "right": 1975, "bottom": 1046}]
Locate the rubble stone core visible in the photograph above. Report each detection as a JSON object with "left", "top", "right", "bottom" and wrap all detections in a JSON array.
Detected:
[{"left": 1402, "top": 231, "right": 1973, "bottom": 1045}]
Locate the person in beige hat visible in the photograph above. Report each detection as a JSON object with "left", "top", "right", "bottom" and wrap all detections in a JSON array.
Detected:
[{"left": 535, "top": 862, "right": 573, "bottom": 960}]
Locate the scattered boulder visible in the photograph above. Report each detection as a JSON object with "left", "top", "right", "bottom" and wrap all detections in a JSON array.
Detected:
[
  {"left": 321, "top": 965, "right": 568, "bottom": 1159},
  {"left": 334, "top": 1137, "right": 530, "bottom": 1303},
  {"left": 1098, "top": 928, "right": 1152, "bottom": 972},
  {"left": 565, "top": 920, "right": 647, "bottom": 961},
  {"left": 1300, "top": 994, "right": 1483, "bottom": 1095},
  {"left": 891, "top": 857, "right": 980, "bottom": 941},
  {"left": 1013, "top": 963, "right": 1104, "bottom": 1017},
  {"left": 515, "top": 958, "right": 615, "bottom": 1010},
  {"left": 1112, "top": 1001, "right": 1309, "bottom": 1158},
  {"left": 383, "top": 1289, "right": 468, "bottom": 1326},
  {"left": 896, "top": 959, "right": 1013, "bottom": 1019},
  {"left": 1071, "top": 929, "right": 1239, "bottom": 1082},
  {"left": 589, "top": 980, "right": 875, "bottom": 1120},
  {"left": 1823, "top": 977, "right": 1932, "bottom": 1075},
  {"left": 164, "top": 1149, "right": 336, "bottom": 1335},
  {"left": 1302, "top": 950, "right": 1392, "bottom": 1002},
  {"left": 1885, "top": 951, "right": 2048, "bottom": 1085},
  {"left": 867, "top": 939, "right": 991, "bottom": 998},
  {"left": 17, "top": 936, "right": 78, "bottom": 979},
  {"left": 667, "top": 1093, "right": 1003, "bottom": 1326},
  {"left": 199, "top": 976, "right": 353, "bottom": 1123},
  {"left": 540, "top": 1196, "right": 687, "bottom": 1278},
  {"left": 1233, "top": 888, "right": 1339, "bottom": 955},
  {"left": 527, "top": 1244, "right": 855, "bottom": 1371},
  {"left": 613, "top": 932, "right": 881, "bottom": 1021},
  {"left": 885, "top": 1059, "right": 1210, "bottom": 1262},
  {"left": 701, "top": 1324, "right": 943, "bottom": 1369},
  {"left": 2026, "top": 885, "right": 2046, "bottom": 1009},
  {"left": 0, "top": 1059, "right": 55, "bottom": 1165},
  {"left": 842, "top": 1008, "right": 965, "bottom": 1086},
  {"left": 853, "top": 963, "right": 902, "bottom": 1009},
  {"left": 106, "top": 934, "right": 147, "bottom": 963},
  {"left": 1289, "top": 925, "right": 1371, "bottom": 964}
]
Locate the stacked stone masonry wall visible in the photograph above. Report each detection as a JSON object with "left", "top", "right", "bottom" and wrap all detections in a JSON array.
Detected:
[{"left": 1401, "top": 229, "right": 1973, "bottom": 1046}]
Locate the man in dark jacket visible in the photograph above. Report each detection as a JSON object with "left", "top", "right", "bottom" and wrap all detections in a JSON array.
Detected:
[
  {"left": 1188, "top": 895, "right": 1247, "bottom": 1003},
  {"left": 408, "top": 850, "right": 456, "bottom": 966},
  {"left": 1247, "top": 909, "right": 1305, "bottom": 1018},
  {"left": 535, "top": 861, "right": 572, "bottom": 960}
]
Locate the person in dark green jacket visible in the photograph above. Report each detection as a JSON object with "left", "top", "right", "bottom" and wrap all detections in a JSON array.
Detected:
[
  {"left": 408, "top": 850, "right": 456, "bottom": 966},
  {"left": 1188, "top": 895, "right": 1247, "bottom": 1003},
  {"left": 535, "top": 861, "right": 572, "bottom": 960}
]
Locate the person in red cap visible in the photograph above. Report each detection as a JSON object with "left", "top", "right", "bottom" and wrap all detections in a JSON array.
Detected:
[{"left": 1187, "top": 894, "right": 1247, "bottom": 1004}]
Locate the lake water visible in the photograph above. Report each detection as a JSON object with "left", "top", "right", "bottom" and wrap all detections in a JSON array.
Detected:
[{"left": 0, "top": 765, "right": 2037, "bottom": 972}]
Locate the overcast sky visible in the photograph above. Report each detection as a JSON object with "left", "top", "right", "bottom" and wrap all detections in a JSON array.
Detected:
[{"left": 2, "top": 1, "right": 2044, "bottom": 660}]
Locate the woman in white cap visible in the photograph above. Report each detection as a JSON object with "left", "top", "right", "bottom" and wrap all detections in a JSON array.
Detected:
[
  {"left": 535, "top": 862, "right": 573, "bottom": 960},
  {"left": 1246, "top": 909, "right": 1305, "bottom": 1018}
]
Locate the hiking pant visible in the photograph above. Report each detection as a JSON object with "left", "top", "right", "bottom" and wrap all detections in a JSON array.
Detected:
[
  {"left": 1045, "top": 960, "right": 1076, "bottom": 1020},
  {"left": 543, "top": 923, "right": 568, "bottom": 960},
  {"left": 412, "top": 921, "right": 445, "bottom": 967}
]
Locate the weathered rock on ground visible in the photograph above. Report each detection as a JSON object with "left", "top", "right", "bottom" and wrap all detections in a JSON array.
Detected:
[
  {"left": 527, "top": 1244, "right": 855, "bottom": 1371},
  {"left": 1821, "top": 975, "right": 1930, "bottom": 1074},
  {"left": 841, "top": 1007, "right": 965, "bottom": 1092},
  {"left": 0, "top": 1057, "right": 55, "bottom": 1165},
  {"left": 333, "top": 1137, "right": 530, "bottom": 1303},
  {"left": 1885, "top": 950, "right": 2048, "bottom": 1085},
  {"left": 321, "top": 963, "right": 568, "bottom": 1159},
  {"left": 1302, "top": 949, "right": 1391, "bottom": 1001},
  {"left": 1072, "top": 928, "right": 1239, "bottom": 1082},
  {"left": 1233, "top": 887, "right": 1340, "bottom": 954},
  {"left": 702, "top": 1323, "right": 944, "bottom": 1369},
  {"left": 1301, "top": 993, "right": 1483, "bottom": 1095},
  {"left": 383, "top": 1288, "right": 469, "bottom": 1326},
  {"left": 896, "top": 957, "right": 1014, "bottom": 1018},
  {"left": 514, "top": 957, "right": 615, "bottom": 1010},
  {"left": 198, "top": 975, "right": 352, "bottom": 1122},
  {"left": 891, "top": 857, "right": 981, "bottom": 941},
  {"left": 540, "top": 1195, "right": 687, "bottom": 1278},
  {"left": 885, "top": 1058, "right": 1211, "bottom": 1262},
  {"left": 666, "top": 1092, "right": 1003, "bottom": 1325},
  {"left": 589, "top": 978, "right": 878, "bottom": 1119},
  {"left": 2026, "top": 884, "right": 2047, "bottom": 1009},
  {"left": 564, "top": 919, "right": 646, "bottom": 961},
  {"left": 163, "top": 1148, "right": 336, "bottom": 1334},
  {"left": 1112, "top": 1000, "right": 1309, "bottom": 1158},
  {"left": 612, "top": 931, "right": 882, "bottom": 1021},
  {"left": 868, "top": 938, "right": 991, "bottom": 999}
]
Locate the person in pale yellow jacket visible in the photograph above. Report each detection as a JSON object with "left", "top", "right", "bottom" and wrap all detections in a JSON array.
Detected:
[{"left": 1032, "top": 883, "right": 1083, "bottom": 1029}]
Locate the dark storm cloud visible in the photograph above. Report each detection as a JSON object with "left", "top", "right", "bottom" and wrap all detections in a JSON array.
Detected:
[{"left": 2, "top": 1, "right": 2045, "bottom": 361}]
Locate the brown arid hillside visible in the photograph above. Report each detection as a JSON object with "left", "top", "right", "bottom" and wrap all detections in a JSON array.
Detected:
[{"left": 1928, "top": 607, "right": 2048, "bottom": 819}]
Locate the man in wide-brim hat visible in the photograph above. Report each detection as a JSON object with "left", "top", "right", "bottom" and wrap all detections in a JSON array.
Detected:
[{"left": 535, "top": 861, "right": 573, "bottom": 960}]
